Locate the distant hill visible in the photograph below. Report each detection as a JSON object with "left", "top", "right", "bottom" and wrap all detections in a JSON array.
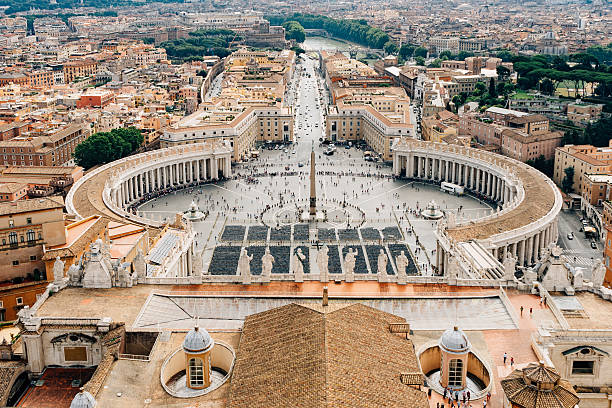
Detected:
[{"left": 1, "top": 0, "right": 184, "bottom": 15}]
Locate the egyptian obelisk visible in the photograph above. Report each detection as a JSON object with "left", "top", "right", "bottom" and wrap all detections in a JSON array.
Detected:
[{"left": 309, "top": 142, "right": 316, "bottom": 216}]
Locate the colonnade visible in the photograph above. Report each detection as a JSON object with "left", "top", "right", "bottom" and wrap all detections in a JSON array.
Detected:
[
  {"left": 392, "top": 145, "right": 561, "bottom": 270},
  {"left": 393, "top": 153, "right": 516, "bottom": 205},
  {"left": 112, "top": 156, "right": 231, "bottom": 208}
]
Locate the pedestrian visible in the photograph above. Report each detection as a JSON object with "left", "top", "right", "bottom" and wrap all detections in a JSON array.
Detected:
[
  {"left": 487, "top": 391, "right": 491, "bottom": 401},
  {"left": 503, "top": 352, "right": 507, "bottom": 364},
  {"left": 467, "top": 390, "right": 471, "bottom": 400},
  {"left": 510, "top": 356, "right": 514, "bottom": 367},
  {"left": 530, "top": 307, "right": 533, "bottom": 317},
  {"left": 520, "top": 305, "right": 523, "bottom": 316}
]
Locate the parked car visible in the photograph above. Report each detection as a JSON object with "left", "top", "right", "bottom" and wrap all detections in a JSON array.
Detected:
[{"left": 567, "top": 233, "right": 574, "bottom": 240}]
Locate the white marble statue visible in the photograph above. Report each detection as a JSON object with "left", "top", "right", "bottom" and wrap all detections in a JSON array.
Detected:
[
  {"left": 238, "top": 248, "right": 253, "bottom": 284},
  {"left": 503, "top": 251, "right": 517, "bottom": 280},
  {"left": 53, "top": 256, "right": 65, "bottom": 282},
  {"left": 68, "top": 263, "right": 82, "bottom": 286},
  {"left": 377, "top": 249, "right": 388, "bottom": 275},
  {"left": 192, "top": 251, "right": 203, "bottom": 278},
  {"left": 447, "top": 255, "right": 460, "bottom": 279},
  {"left": 396, "top": 251, "right": 409, "bottom": 284},
  {"left": 133, "top": 249, "right": 145, "bottom": 283},
  {"left": 261, "top": 247, "right": 275, "bottom": 281},
  {"left": 317, "top": 245, "right": 329, "bottom": 282},
  {"left": 344, "top": 248, "right": 357, "bottom": 281},
  {"left": 591, "top": 259, "right": 606, "bottom": 288},
  {"left": 573, "top": 269, "right": 584, "bottom": 289},
  {"left": 294, "top": 248, "right": 305, "bottom": 282}
]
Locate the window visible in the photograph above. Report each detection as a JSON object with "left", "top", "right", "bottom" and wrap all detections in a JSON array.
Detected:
[
  {"left": 27, "top": 230, "right": 35, "bottom": 242},
  {"left": 572, "top": 360, "right": 594, "bottom": 375},
  {"left": 30, "top": 255, "right": 37, "bottom": 261},
  {"left": 448, "top": 359, "right": 463, "bottom": 387},
  {"left": 16, "top": 297, "right": 23, "bottom": 305},
  {"left": 189, "top": 358, "right": 204, "bottom": 387},
  {"left": 9, "top": 232, "right": 17, "bottom": 245},
  {"left": 12, "top": 260, "right": 18, "bottom": 266}
]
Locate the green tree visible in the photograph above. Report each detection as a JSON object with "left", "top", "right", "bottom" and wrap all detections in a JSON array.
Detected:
[
  {"left": 496, "top": 65, "right": 510, "bottom": 81},
  {"left": 282, "top": 21, "right": 306, "bottom": 43},
  {"left": 562, "top": 167, "right": 575, "bottom": 193},
  {"left": 415, "top": 56, "right": 425, "bottom": 66},
  {"left": 428, "top": 58, "right": 441, "bottom": 68},
  {"left": 383, "top": 41, "right": 399, "bottom": 55},
  {"left": 439, "top": 50, "right": 452, "bottom": 60},
  {"left": 399, "top": 44, "right": 416, "bottom": 60},
  {"left": 74, "top": 127, "right": 143, "bottom": 169},
  {"left": 414, "top": 47, "right": 428, "bottom": 58}
]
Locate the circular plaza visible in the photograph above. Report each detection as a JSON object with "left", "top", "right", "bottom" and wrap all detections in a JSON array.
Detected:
[{"left": 65, "top": 134, "right": 561, "bottom": 284}]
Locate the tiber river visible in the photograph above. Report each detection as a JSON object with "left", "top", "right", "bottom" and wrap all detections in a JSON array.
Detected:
[{"left": 302, "top": 36, "right": 377, "bottom": 64}]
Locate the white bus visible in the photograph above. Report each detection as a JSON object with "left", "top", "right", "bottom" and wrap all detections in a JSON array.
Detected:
[{"left": 441, "top": 182, "right": 464, "bottom": 195}]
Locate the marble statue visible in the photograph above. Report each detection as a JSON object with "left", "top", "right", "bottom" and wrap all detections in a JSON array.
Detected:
[
  {"left": 396, "top": 251, "right": 409, "bottom": 284},
  {"left": 317, "top": 245, "right": 329, "bottom": 282},
  {"left": 503, "top": 251, "right": 517, "bottom": 280},
  {"left": 132, "top": 249, "right": 145, "bottom": 283},
  {"left": 293, "top": 248, "right": 305, "bottom": 282},
  {"left": 377, "top": 249, "right": 388, "bottom": 275},
  {"left": 192, "top": 251, "right": 203, "bottom": 278},
  {"left": 591, "top": 259, "right": 606, "bottom": 288},
  {"left": 68, "top": 263, "right": 83, "bottom": 286},
  {"left": 446, "top": 211, "right": 457, "bottom": 228},
  {"left": 53, "top": 256, "right": 65, "bottom": 282},
  {"left": 238, "top": 248, "right": 253, "bottom": 284},
  {"left": 447, "top": 255, "right": 460, "bottom": 279},
  {"left": 573, "top": 269, "right": 584, "bottom": 289},
  {"left": 115, "top": 262, "right": 131, "bottom": 288},
  {"left": 261, "top": 247, "right": 275, "bottom": 282},
  {"left": 344, "top": 248, "right": 357, "bottom": 281}
]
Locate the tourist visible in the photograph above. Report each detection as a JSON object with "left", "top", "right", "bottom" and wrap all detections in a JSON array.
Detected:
[
  {"left": 503, "top": 352, "right": 507, "bottom": 364},
  {"left": 510, "top": 356, "right": 514, "bottom": 367},
  {"left": 520, "top": 306, "right": 523, "bottom": 316},
  {"left": 530, "top": 307, "right": 533, "bottom": 317}
]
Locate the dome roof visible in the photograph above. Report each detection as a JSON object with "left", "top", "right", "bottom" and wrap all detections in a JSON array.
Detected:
[
  {"left": 440, "top": 326, "right": 470, "bottom": 353},
  {"left": 183, "top": 326, "right": 214, "bottom": 353},
  {"left": 70, "top": 389, "right": 96, "bottom": 408}
]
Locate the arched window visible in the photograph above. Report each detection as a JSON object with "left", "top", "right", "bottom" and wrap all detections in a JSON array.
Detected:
[
  {"left": 448, "top": 358, "right": 463, "bottom": 387},
  {"left": 27, "top": 230, "right": 35, "bottom": 242},
  {"left": 189, "top": 358, "right": 204, "bottom": 387}
]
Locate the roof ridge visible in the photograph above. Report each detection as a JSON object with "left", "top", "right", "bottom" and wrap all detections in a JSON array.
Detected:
[{"left": 323, "top": 309, "right": 330, "bottom": 408}]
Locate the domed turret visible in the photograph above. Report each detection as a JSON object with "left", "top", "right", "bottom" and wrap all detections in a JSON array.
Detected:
[
  {"left": 439, "top": 326, "right": 471, "bottom": 390},
  {"left": 440, "top": 326, "right": 471, "bottom": 354},
  {"left": 183, "top": 325, "right": 215, "bottom": 390},
  {"left": 70, "top": 388, "right": 96, "bottom": 408},
  {"left": 183, "top": 326, "right": 214, "bottom": 353}
]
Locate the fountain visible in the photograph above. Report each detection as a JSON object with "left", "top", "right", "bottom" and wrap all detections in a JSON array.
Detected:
[
  {"left": 421, "top": 200, "right": 444, "bottom": 220},
  {"left": 183, "top": 200, "right": 206, "bottom": 222}
]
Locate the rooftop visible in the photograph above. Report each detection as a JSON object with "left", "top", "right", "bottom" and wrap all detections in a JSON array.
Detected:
[{"left": 227, "top": 303, "right": 429, "bottom": 408}]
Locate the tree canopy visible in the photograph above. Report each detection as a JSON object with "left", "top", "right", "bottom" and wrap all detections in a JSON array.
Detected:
[
  {"left": 74, "top": 127, "right": 143, "bottom": 169},
  {"left": 266, "top": 14, "right": 391, "bottom": 49},
  {"left": 161, "top": 29, "right": 239, "bottom": 61},
  {"left": 282, "top": 21, "right": 306, "bottom": 43}
]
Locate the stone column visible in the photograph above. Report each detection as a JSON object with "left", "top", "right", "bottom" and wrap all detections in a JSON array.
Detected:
[
  {"left": 445, "top": 160, "right": 449, "bottom": 182},
  {"left": 518, "top": 239, "right": 525, "bottom": 266},
  {"left": 526, "top": 236, "right": 534, "bottom": 265}
]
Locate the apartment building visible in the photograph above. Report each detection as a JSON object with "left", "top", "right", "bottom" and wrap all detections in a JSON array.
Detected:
[
  {"left": 63, "top": 58, "right": 98, "bottom": 83},
  {"left": 582, "top": 174, "right": 612, "bottom": 207},
  {"left": 0, "top": 196, "right": 65, "bottom": 321},
  {"left": 566, "top": 101, "right": 603, "bottom": 124},
  {"left": 0, "top": 123, "right": 91, "bottom": 167},
  {"left": 161, "top": 105, "right": 294, "bottom": 160},
  {"left": 422, "top": 111, "right": 459, "bottom": 143},
  {"left": 553, "top": 142, "right": 612, "bottom": 194}
]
